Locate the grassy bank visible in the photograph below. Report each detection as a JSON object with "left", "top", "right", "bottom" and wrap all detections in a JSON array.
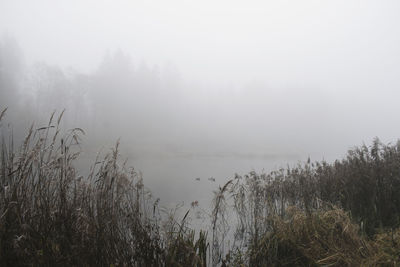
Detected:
[{"left": 1, "top": 109, "right": 399, "bottom": 266}]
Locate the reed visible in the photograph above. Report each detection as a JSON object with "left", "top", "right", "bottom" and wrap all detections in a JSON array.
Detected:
[
  {"left": 2, "top": 108, "right": 400, "bottom": 266},
  {"left": 0, "top": 109, "right": 208, "bottom": 266}
]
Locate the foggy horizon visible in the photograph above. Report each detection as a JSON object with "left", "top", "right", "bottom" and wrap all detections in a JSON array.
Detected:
[
  {"left": 2, "top": 2, "right": 400, "bottom": 265},
  {"left": 2, "top": 0, "right": 400, "bottom": 205}
]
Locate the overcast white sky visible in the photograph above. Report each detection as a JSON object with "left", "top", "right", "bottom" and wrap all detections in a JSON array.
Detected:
[{"left": 1, "top": 0, "right": 400, "bottom": 87}]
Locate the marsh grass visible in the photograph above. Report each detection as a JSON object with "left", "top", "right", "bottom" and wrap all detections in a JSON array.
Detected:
[
  {"left": 210, "top": 140, "right": 400, "bottom": 266},
  {"left": 0, "top": 109, "right": 207, "bottom": 266},
  {"left": 1, "top": 108, "right": 400, "bottom": 266}
]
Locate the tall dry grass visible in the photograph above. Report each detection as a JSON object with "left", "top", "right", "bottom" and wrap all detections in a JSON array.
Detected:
[
  {"left": 2, "top": 108, "right": 400, "bottom": 266},
  {"left": 209, "top": 139, "right": 400, "bottom": 266},
  {"left": 0, "top": 109, "right": 208, "bottom": 266}
]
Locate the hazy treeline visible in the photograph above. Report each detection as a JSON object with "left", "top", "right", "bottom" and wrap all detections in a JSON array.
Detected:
[
  {"left": 1, "top": 35, "right": 362, "bottom": 161},
  {"left": 2, "top": 0, "right": 400, "bottom": 264},
  {"left": 2, "top": 35, "right": 400, "bottom": 264},
  {"left": 0, "top": 36, "right": 183, "bottom": 148}
]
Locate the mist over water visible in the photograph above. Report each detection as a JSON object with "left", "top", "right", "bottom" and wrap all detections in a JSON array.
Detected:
[{"left": 1, "top": 0, "right": 400, "bottom": 209}]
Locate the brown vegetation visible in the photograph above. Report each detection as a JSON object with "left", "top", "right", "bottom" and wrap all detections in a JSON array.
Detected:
[
  {"left": 1, "top": 109, "right": 400, "bottom": 266},
  {"left": 0, "top": 110, "right": 206, "bottom": 266}
]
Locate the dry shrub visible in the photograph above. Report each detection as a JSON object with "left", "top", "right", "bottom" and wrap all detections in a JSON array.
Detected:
[
  {"left": 367, "top": 228, "right": 400, "bottom": 266},
  {"left": 250, "top": 207, "right": 374, "bottom": 267}
]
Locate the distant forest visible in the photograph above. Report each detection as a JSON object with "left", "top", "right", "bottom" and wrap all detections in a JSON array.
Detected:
[
  {"left": 1, "top": 35, "right": 348, "bottom": 160},
  {"left": 2, "top": 35, "right": 400, "bottom": 266}
]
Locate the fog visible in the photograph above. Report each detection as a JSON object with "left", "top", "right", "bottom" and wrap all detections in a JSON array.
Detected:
[{"left": 1, "top": 0, "right": 400, "bottom": 207}]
